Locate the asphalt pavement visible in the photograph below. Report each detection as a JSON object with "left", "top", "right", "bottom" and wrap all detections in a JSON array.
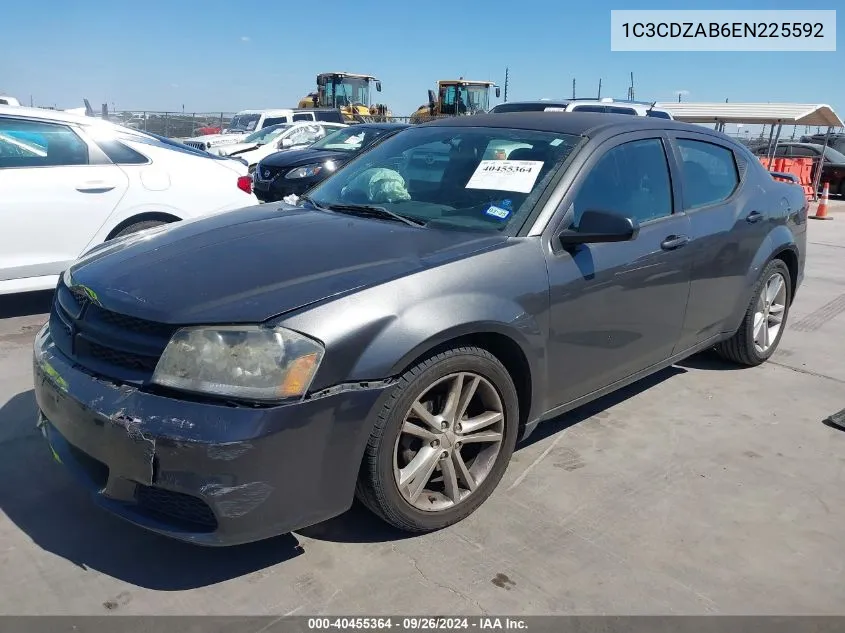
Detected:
[{"left": 1, "top": 207, "right": 844, "bottom": 615}]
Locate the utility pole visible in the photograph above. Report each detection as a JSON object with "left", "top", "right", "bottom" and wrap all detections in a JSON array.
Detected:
[
  {"left": 503, "top": 67, "right": 509, "bottom": 102},
  {"left": 572, "top": 78, "right": 576, "bottom": 99},
  {"left": 630, "top": 72, "right": 635, "bottom": 101},
  {"left": 597, "top": 78, "right": 602, "bottom": 99}
]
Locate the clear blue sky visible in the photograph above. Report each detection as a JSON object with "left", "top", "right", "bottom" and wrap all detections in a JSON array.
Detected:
[{"left": 1, "top": 0, "right": 841, "bottom": 121}]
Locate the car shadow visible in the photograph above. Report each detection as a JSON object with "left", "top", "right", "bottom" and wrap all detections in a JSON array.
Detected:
[
  {"left": 675, "top": 348, "right": 747, "bottom": 372},
  {"left": 0, "top": 290, "right": 54, "bottom": 318},
  {"left": 0, "top": 390, "right": 303, "bottom": 591},
  {"left": 0, "top": 360, "right": 693, "bottom": 586}
]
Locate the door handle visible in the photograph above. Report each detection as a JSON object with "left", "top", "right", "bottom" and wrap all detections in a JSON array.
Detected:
[
  {"left": 661, "top": 235, "right": 689, "bottom": 250},
  {"left": 746, "top": 211, "right": 764, "bottom": 224},
  {"left": 76, "top": 182, "right": 116, "bottom": 193}
]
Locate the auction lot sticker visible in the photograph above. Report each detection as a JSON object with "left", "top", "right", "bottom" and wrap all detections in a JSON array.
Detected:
[{"left": 466, "top": 160, "right": 543, "bottom": 193}]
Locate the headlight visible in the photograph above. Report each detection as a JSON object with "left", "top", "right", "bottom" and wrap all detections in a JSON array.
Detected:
[
  {"left": 285, "top": 163, "right": 324, "bottom": 179},
  {"left": 152, "top": 326, "right": 324, "bottom": 401}
]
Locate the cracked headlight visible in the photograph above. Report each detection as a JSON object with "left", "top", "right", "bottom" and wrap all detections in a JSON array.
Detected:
[
  {"left": 285, "top": 163, "right": 326, "bottom": 179},
  {"left": 152, "top": 326, "right": 324, "bottom": 401}
]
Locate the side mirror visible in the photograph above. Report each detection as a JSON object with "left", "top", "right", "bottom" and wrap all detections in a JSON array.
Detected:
[
  {"left": 280, "top": 138, "right": 293, "bottom": 148},
  {"left": 558, "top": 209, "right": 639, "bottom": 246},
  {"left": 495, "top": 87, "right": 501, "bottom": 98},
  {"left": 376, "top": 81, "right": 382, "bottom": 92}
]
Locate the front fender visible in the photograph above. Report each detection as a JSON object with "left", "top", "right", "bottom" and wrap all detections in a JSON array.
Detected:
[{"left": 724, "top": 225, "right": 798, "bottom": 334}]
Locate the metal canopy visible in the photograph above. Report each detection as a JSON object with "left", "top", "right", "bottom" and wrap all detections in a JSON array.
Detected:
[{"left": 655, "top": 102, "right": 844, "bottom": 127}]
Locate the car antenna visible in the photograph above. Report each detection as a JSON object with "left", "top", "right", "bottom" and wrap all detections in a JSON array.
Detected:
[{"left": 646, "top": 100, "right": 657, "bottom": 114}]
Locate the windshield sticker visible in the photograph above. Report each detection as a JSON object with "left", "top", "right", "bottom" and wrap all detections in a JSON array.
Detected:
[
  {"left": 550, "top": 138, "right": 564, "bottom": 146},
  {"left": 344, "top": 134, "right": 363, "bottom": 145},
  {"left": 485, "top": 205, "right": 511, "bottom": 220},
  {"left": 465, "top": 160, "right": 544, "bottom": 193},
  {"left": 544, "top": 107, "right": 568, "bottom": 112}
]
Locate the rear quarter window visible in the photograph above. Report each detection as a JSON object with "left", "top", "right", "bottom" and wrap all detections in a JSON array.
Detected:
[{"left": 94, "top": 138, "right": 149, "bottom": 164}]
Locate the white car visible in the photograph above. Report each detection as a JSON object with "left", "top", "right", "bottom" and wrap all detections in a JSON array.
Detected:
[
  {"left": 0, "top": 105, "right": 258, "bottom": 295},
  {"left": 211, "top": 121, "right": 347, "bottom": 170},
  {"left": 181, "top": 108, "right": 345, "bottom": 151}
]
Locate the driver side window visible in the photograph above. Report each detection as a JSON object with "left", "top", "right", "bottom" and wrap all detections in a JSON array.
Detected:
[{"left": 569, "top": 138, "right": 673, "bottom": 228}]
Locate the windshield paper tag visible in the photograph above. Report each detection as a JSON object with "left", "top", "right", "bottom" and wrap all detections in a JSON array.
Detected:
[
  {"left": 465, "top": 160, "right": 543, "bottom": 193},
  {"left": 485, "top": 205, "right": 511, "bottom": 220}
]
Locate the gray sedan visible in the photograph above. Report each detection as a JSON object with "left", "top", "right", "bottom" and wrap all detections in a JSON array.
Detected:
[{"left": 33, "top": 112, "right": 807, "bottom": 545}]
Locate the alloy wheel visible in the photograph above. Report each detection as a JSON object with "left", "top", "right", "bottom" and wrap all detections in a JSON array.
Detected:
[
  {"left": 393, "top": 372, "right": 505, "bottom": 512},
  {"left": 753, "top": 271, "right": 787, "bottom": 353}
]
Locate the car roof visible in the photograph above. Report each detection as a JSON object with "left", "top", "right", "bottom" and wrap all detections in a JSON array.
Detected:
[
  {"left": 0, "top": 104, "right": 106, "bottom": 126},
  {"left": 421, "top": 111, "right": 724, "bottom": 139}
]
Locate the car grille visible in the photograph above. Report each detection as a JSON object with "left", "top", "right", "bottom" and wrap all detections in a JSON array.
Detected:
[
  {"left": 50, "top": 280, "right": 178, "bottom": 383},
  {"left": 183, "top": 140, "right": 206, "bottom": 150},
  {"left": 255, "top": 164, "right": 287, "bottom": 181},
  {"left": 135, "top": 485, "right": 219, "bottom": 532}
]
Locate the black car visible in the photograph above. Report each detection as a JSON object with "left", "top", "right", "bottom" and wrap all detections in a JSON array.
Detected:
[
  {"left": 752, "top": 142, "right": 845, "bottom": 196},
  {"left": 799, "top": 132, "right": 845, "bottom": 155},
  {"left": 253, "top": 122, "right": 410, "bottom": 202},
  {"left": 34, "top": 112, "right": 806, "bottom": 545}
]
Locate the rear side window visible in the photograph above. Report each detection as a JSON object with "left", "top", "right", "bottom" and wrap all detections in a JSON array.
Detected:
[
  {"left": 570, "top": 105, "right": 606, "bottom": 113},
  {"left": 603, "top": 106, "right": 637, "bottom": 115},
  {"left": 647, "top": 110, "right": 672, "bottom": 119},
  {"left": 0, "top": 118, "right": 89, "bottom": 168},
  {"left": 293, "top": 113, "right": 313, "bottom": 121},
  {"left": 314, "top": 111, "right": 344, "bottom": 122},
  {"left": 262, "top": 117, "right": 290, "bottom": 127},
  {"left": 677, "top": 139, "right": 739, "bottom": 209},
  {"left": 571, "top": 138, "right": 673, "bottom": 226},
  {"left": 94, "top": 138, "right": 148, "bottom": 164}
]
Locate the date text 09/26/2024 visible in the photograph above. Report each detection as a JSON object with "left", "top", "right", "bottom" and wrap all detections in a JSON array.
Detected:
[{"left": 307, "top": 617, "right": 528, "bottom": 630}]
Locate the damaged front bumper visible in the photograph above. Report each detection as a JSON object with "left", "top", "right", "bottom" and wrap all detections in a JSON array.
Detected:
[{"left": 32, "top": 325, "right": 390, "bottom": 546}]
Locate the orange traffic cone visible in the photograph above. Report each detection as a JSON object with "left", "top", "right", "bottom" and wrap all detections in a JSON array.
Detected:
[{"left": 811, "top": 182, "right": 833, "bottom": 220}]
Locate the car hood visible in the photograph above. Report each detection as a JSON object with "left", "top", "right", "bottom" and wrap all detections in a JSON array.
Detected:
[
  {"left": 214, "top": 141, "right": 260, "bottom": 156},
  {"left": 260, "top": 147, "right": 349, "bottom": 168},
  {"left": 189, "top": 132, "right": 247, "bottom": 146},
  {"left": 67, "top": 204, "right": 509, "bottom": 325}
]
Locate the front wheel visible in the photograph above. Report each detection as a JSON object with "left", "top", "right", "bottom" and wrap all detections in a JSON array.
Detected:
[
  {"left": 715, "top": 259, "right": 792, "bottom": 366},
  {"left": 356, "top": 347, "right": 519, "bottom": 532}
]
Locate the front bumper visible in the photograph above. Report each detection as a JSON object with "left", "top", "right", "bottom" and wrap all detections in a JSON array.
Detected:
[{"left": 32, "top": 325, "right": 390, "bottom": 546}]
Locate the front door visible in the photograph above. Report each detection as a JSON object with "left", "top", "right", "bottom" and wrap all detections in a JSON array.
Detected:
[
  {"left": 543, "top": 134, "right": 693, "bottom": 408},
  {"left": 0, "top": 117, "right": 128, "bottom": 282}
]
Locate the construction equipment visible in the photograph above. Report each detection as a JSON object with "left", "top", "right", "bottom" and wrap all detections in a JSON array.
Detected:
[
  {"left": 410, "top": 79, "right": 500, "bottom": 124},
  {"left": 298, "top": 72, "right": 391, "bottom": 122}
]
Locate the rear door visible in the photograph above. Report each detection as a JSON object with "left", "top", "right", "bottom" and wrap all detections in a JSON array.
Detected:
[
  {"left": 0, "top": 116, "right": 129, "bottom": 282},
  {"left": 543, "top": 132, "right": 693, "bottom": 407},
  {"left": 668, "top": 133, "right": 765, "bottom": 351}
]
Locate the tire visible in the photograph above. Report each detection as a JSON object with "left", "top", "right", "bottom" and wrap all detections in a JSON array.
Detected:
[
  {"left": 110, "top": 219, "right": 168, "bottom": 240},
  {"left": 714, "top": 259, "right": 792, "bottom": 366},
  {"left": 356, "top": 346, "right": 519, "bottom": 532}
]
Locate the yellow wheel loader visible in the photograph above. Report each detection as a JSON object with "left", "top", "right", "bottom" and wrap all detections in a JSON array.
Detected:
[
  {"left": 410, "top": 79, "right": 500, "bottom": 124},
  {"left": 298, "top": 72, "right": 392, "bottom": 122}
]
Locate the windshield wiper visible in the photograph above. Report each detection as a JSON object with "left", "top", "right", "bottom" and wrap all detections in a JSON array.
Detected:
[{"left": 323, "top": 203, "right": 426, "bottom": 227}]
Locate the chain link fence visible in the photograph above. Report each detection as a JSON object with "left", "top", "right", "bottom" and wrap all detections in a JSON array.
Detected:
[
  {"left": 106, "top": 111, "right": 237, "bottom": 139},
  {"left": 102, "top": 111, "right": 463, "bottom": 138}
]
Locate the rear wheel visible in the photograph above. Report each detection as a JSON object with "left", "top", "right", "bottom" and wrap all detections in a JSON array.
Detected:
[
  {"left": 714, "top": 259, "right": 791, "bottom": 366},
  {"left": 110, "top": 219, "right": 168, "bottom": 240},
  {"left": 356, "top": 346, "right": 519, "bottom": 532}
]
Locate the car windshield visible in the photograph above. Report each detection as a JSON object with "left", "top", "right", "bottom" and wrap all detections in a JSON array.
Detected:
[
  {"left": 228, "top": 113, "right": 260, "bottom": 132},
  {"left": 244, "top": 124, "right": 292, "bottom": 145},
  {"left": 824, "top": 147, "right": 845, "bottom": 163},
  {"left": 305, "top": 126, "right": 583, "bottom": 233},
  {"left": 310, "top": 126, "right": 389, "bottom": 152}
]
